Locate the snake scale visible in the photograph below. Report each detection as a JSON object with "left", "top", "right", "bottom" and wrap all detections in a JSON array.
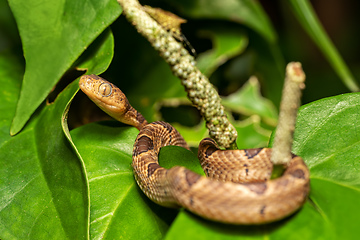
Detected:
[{"left": 79, "top": 74, "right": 310, "bottom": 225}]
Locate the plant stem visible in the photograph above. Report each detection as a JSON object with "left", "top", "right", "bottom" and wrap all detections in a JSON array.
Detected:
[
  {"left": 271, "top": 62, "right": 305, "bottom": 165},
  {"left": 117, "top": 0, "right": 237, "bottom": 149}
]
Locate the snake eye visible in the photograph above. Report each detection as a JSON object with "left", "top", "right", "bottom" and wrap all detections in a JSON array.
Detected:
[{"left": 98, "top": 83, "right": 112, "bottom": 97}]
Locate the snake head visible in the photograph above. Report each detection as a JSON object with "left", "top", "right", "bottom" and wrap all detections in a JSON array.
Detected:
[{"left": 79, "top": 74, "right": 147, "bottom": 129}]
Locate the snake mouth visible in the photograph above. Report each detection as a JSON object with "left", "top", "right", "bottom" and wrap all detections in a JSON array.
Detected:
[{"left": 79, "top": 75, "right": 97, "bottom": 95}]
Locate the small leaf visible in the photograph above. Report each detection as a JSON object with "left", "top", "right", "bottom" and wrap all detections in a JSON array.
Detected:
[
  {"left": 234, "top": 116, "right": 271, "bottom": 149},
  {"left": 196, "top": 29, "right": 248, "bottom": 77},
  {"left": 171, "top": 122, "right": 208, "bottom": 147},
  {"left": 160, "top": 146, "right": 205, "bottom": 176},
  {"left": 222, "top": 77, "right": 278, "bottom": 126}
]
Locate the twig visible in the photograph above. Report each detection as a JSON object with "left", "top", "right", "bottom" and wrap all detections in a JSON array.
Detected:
[
  {"left": 117, "top": 0, "right": 237, "bottom": 149},
  {"left": 271, "top": 62, "right": 306, "bottom": 165}
]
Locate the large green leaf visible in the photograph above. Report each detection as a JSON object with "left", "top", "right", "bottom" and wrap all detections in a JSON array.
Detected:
[
  {"left": 0, "top": 79, "right": 88, "bottom": 239},
  {"left": 9, "top": 0, "right": 121, "bottom": 134},
  {"left": 293, "top": 93, "right": 360, "bottom": 187},
  {"left": 0, "top": 25, "right": 116, "bottom": 239},
  {"left": 0, "top": 52, "right": 22, "bottom": 145},
  {"left": 291, "top": 93, "right": 360, "bottom": 239}
]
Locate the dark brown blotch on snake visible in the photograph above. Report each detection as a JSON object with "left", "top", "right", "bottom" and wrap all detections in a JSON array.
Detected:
[
  {"left": 244, "top": 182, "right": 268, "bottom": 195},
  {"left": 244, "top": 148, "right": 262, "bottom": 159},
  {"left": 147, "top": 163, "right": 162, "bottom": 177},
  {"left": 134, "top": 135, "right": 154, "bottom": 156},
  {"left": 244, "top": 165, "right": 249, "bottom": 176},
  {"left": 136, "top": 111, "right": 147, "bottom": 125},
  {"left": 185, "top": 170, "right": 201, "bottom": 187},
  {"left": 290, "top": 169, "right": 306, "bottom": 179},
  {"left": 153, "top": 121, "right": 173, "bottom": 133},
  {"left": 205, "top": 146, "right": 218, "bottom": 158},
  {"left": 260, "top": 205, "right": 266, "bottom": 215}
]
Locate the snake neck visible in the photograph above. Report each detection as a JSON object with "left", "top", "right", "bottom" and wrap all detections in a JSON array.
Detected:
[{"left": 124, "top": 105, "right": 148, "bottom": 131}]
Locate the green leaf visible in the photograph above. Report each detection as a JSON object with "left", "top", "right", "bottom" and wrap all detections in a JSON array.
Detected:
[
  {"left": 76, "top": 28, "right": 115, "bottom": 75},
  {"left": 286, "top": 93, "right": 360, "bottom": 238},
  {"left": 0, "top": 52, "right": 22, "bottom": 145},
  {"left": 0, "top": 20, "right": 116, "bottom": 238},
  {"left": 0, "top": 80, "right": 88, "bottom": 239},
  {"left": 293, "top": 93, "right": 360, "bottom": 188},
  {"left": 196, "top": 29, "right": 248, "bottom": 77},
  {"left": 222, "top": 77, "right": 278, "bottom": 126},
  {"left": 9, "top": 0, "right": 121, "bottom": 134},
  {"left": 160, "top": 146, "right": 205, "bottom": 176},
  {"left": 288, "top": 0, "right": 359, "bottom": 92},
  {"left": 234, "top": 116, "right": 271, "bottom": 149},
  {"left": 69, "top": 122, "right": 205, "bottom": 239},
  {"left": 171, "top": 122, "right": 208, "bottom": 147}
]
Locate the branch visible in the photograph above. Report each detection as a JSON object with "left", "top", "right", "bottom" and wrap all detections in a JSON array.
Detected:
[{"left": 271, "top": 62, "right": 306, "bottom": 165}]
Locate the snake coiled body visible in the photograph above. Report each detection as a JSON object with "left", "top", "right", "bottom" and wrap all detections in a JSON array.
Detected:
[{"left": 80, "top": 74, "right": 310, "bottom": 225}]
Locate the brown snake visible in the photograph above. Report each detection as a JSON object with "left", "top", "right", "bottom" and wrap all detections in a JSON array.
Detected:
[{"left": 79, "top": 74, "right": 310, "bottom": 225}]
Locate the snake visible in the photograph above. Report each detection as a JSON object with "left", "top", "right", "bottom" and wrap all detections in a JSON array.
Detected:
[{"left": 79, "top": 74, "right": 310, "bottom": 225}]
